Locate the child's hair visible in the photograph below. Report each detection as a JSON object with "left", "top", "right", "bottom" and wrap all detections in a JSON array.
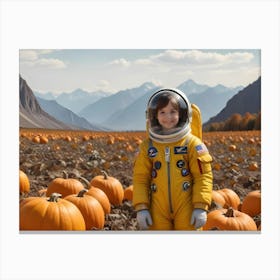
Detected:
[
  {"left": 149, "top": 91, "right": 188, "bottom": 128},
  {"left": 155, "top": 92, "right": 179, "bottom": 112}
]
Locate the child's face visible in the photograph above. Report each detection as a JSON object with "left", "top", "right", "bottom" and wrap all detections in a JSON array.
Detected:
[{"left": 157, "top": 101, "right": 179, "bottom": 131}]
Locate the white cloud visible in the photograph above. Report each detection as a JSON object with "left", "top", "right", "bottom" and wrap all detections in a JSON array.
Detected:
[
  {"left": 34, "top": 58, "right": 66, "bottom": 69},
  {"left": 19, "top": 50, "right": 66, "bottom": 69},
  {"left": 151, "top": 50, "right": 254, "bottom": 66},
  {"left": 19, "top": 50, "right": 38, "bottom": 61},
  {"left": 109, "top": 58, "right": 131, "bottom": 67},
  {"left": 134, "top": 58, "right": 154, "bottom": 65}
]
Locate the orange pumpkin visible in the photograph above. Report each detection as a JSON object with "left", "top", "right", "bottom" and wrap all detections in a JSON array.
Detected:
[
  {"left": 217, "top": 188, "right": 240, "bottom": 210},
  {"left": 20, "top": 193, "right": 86, "bottom": 230},
  {"left": 19, "top": 170, "right": 30, "bottom": 194},
  {"left": 241, "top": 190, "right": 261, "bottom": 217},
  {"left": 228, "top": 144, "right": 237, "bottom": 151},
  {"left": 211, "top": 190, "right": 226, "bottom": 207},
  {"left": 87, "top": 187, "right": 111, "bottom": 215},
  {"left": 203, "top": 207, "right": 257, "bottom": 231},
  {"left": 46, "top": 176, "right": 84, "bottom": 198},
  {"left": 32, "top": 135, "right": 40, "bottom": 143},
  {"left": 248, "top": 162, "right": 258, "bottom": 171},
  {"left": 40, "top": 136, "right": 49, "bottom": 144},
  {"left": 64, "top": 189, "right": 105, "bottom": 230},
  {"left": 123, "top": 185, "right": 133, "bottom": 201},
  {"left": 78, "top": 176, "right": 111, "bottom": 215},
  {"left": 90, "top": 171, "right": 124, "bottom": 206}
]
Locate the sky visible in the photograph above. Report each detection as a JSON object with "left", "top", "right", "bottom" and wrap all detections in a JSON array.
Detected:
[{"left": 19, "top": 49, "right": 261, "bottom": 95}]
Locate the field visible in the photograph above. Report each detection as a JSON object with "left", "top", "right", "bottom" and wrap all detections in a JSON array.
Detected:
[{"left": 19, "top": 128, "right": 261, "bottom": 231}]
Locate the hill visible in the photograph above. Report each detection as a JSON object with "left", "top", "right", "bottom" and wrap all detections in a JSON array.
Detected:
[
  {"left": 204, "top": 77, "right": 261, "bottom": 126},
  {"left": 19, "top": 76, "right": 78, "bottom": 130}
]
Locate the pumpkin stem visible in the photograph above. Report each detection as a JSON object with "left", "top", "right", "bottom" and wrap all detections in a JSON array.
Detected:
[
  {"left": 224, "top": 207, "right": 235, "bottom": 218},
  {"left": 48, "top": 193, "right": 62, "bottom": 202},
  {"left": 78, "top": 176, "right": 91, "bottom": 189},
  {"left": 77, "top": 189, "right": 88, "bottom": 197},
  {"left": 101, "top": 170, "right": 109, "bottom": 180},
  {"left": 62, "top": 170, "right": 68, "bottom": 179}
]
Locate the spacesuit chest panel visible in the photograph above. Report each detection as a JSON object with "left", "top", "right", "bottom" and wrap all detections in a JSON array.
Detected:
[{"left": 147, "top": 139, "right": 193, "bottom": 189}]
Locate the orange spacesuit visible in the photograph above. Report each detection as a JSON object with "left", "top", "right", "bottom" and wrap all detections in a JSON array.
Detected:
[{"left": 133, "top": 88, "right": 213, "bottom": 230}]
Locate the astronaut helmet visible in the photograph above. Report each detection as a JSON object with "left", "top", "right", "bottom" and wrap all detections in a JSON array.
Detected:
[{"left": 146, "top": 88, "right": 192, "bottom": 143}]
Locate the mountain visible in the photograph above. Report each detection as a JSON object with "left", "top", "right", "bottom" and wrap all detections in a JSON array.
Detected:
[
  {"left": 19, "top": 76, "right": 78, "bottom": 130},
  {"left": 79, "top": 82, "right": 158, "bottom": 124},
  {"left": 177, "top": 79, "right": 209, "bottom": 95},
  {"left": 204, "top": 77, "right": 261, "bottom": 125},
  {"left": 101, "top": 86, "right": 161, "bottom": 130},
  {"left": 34, "top": 91, "right": 57, "bottom": 100},
  {"left": 187, "top": 84, "right": 243, "bottom": 123},
  {"left": 56, "top": 89, "right": 110, "bottom": 114},
  {"left": 37, "top": 97, "right": 108, "bottom": 131},
  {"left": 35, "top": 89, "right": 110, "bottom": 114}
]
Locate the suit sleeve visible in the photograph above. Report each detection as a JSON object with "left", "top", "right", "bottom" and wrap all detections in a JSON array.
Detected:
[
  {"left": 188, "top": 138, "right": 213, "bottom": 210},
  {"left": 132, "top": 140, "right": 152, "bottom": 211}
]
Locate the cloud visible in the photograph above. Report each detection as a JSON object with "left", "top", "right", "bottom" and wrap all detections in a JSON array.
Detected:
[
  {"left": 109, "top": 58, "right": 131, "bottom": 67},
  {"left": 151, "top": 50, "right": 254, "bottom": 66},
  {"left": 19, "top": 50, "right": 66, "bottom": 69},
  {"left": 107, "top": 50, "right": 255, "bottom": 73},
  {"left": 94, "top": 79, "right": 116, "bottom": 92}
]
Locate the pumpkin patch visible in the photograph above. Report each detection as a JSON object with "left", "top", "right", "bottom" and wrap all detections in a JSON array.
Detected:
[{"left": 19, "top": 129, "right": 261, "bottom": 231}]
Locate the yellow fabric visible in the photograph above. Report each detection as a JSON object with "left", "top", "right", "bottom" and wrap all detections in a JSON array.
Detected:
[
  {"left": 133, "top": 134, "right": 213, "bottom": 230},
  {"left": 134, "top": 203, "right": 149, "bottom": 211},
  {"left": 190, "top": 103, "right": 202, "bottom": 141}
]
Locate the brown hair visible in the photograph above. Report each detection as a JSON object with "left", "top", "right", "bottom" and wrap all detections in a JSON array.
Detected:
[{"left": 155, "top": 92, "right": 179, "bottom": 112}]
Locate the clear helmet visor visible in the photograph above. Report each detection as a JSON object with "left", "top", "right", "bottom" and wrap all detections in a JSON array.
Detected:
[{"left": 147, "top": 88, "right": 192, "bottom": 142}]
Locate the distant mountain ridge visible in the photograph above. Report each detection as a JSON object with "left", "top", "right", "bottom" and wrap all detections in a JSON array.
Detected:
[
  {"left": 101, "top": 86, "right": 161, "bottom": 130},
  {"left": 21, "top": 76, "right": 259, "bottom": 132},
  {"left": 79, "top": 82, "right": 157, "bottom": 125},
  {"left": 37, "top": 97, "right": 108, "bottom": 131},
  {"left": 187, "top": 84, "right": 244, "bottom": 123},
  {"left": 19, "top": 76, "right": 78, "bottom": 130},
  {"left": 177, "top": 79, "right": 209, "bottom": 95},
  {"left": 204, "top": 77, "right": 261, "bottom": 125},
  {"left": 35, "top": 88, "right": 110, "bottom": 114}
]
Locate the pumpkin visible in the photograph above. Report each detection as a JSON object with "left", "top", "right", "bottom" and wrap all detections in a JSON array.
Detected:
[
  {"left": 64, "top": 189, "right": 105, "bottom": 230},
  {"left": 87, "top": 187, "right": 111, "bottom": 215},
  {"left": 78, "top": 176, "right": 111, "bottom": 215},
  {"left": 90, "top": 171, "right": 124, "bottom": 206},
  {"left": 217, "top": 188, "right": 240, "bottom": 210},
  {"left": 19, "top": 170, "right": 30, "bottom": 194},
  {"left": 203, "top": 207, "right": 257, "bottom": 231},
  {"left": 248, "top": 162, "right": 258, "bottom": 171},
  {"left": 211, "top": 190, "right": 225, "bottom": 207},
  {"left": 40, "top": 136, "right": 49, "bottom": 144},
  {"left": 123, "top": 185, "right": 133, "bottom": 201},
  {"left": 241, "top": 190, "right": 261, "bottom": 217},
  {"left": 32, "top": 135, "right": 40, "bottom": 143},
  {"left": 20, "top": 193, "right": 86, "bottom": 230},
  {"left": 228, "top": 144, "right": 237, "bottom": 151},
  {"left": 46, "top": 173, "right": 84, "bottom": 198}
]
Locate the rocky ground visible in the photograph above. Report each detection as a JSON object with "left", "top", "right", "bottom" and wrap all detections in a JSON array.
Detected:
[{"left": 19, "top": 130, "right": 261, "bottom": 230}]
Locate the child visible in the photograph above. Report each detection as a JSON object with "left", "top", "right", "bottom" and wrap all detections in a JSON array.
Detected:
[{"left": 133, "top": 88, "right": 213, "bottom": 230}]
